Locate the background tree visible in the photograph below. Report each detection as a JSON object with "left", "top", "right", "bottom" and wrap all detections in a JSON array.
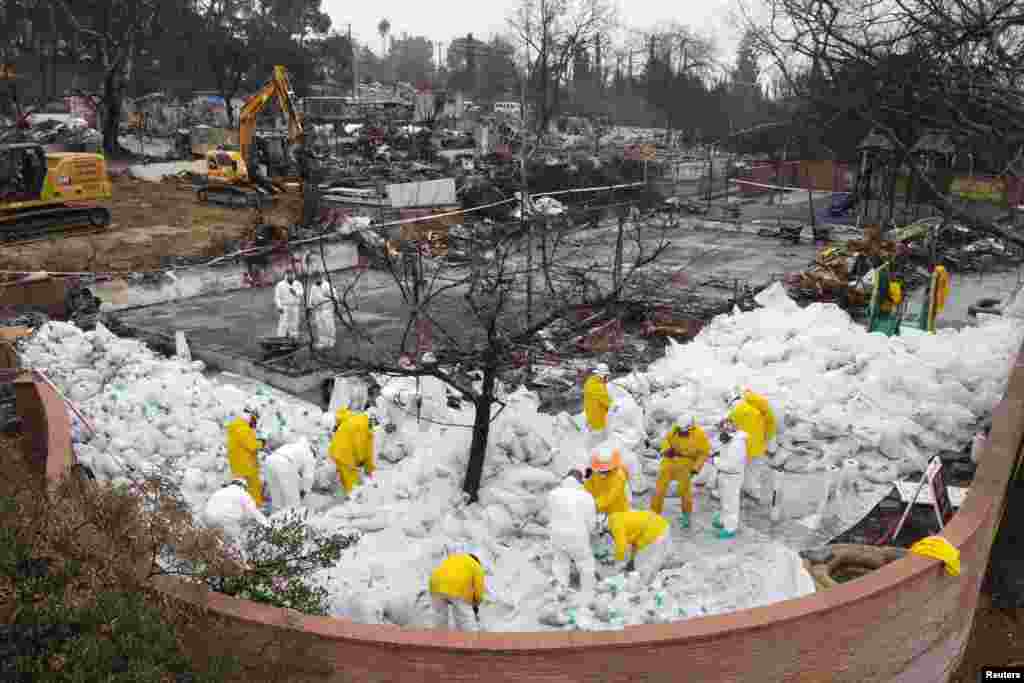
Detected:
[
  {"left": 312, "top": 31, "right": 354, "bottom": 86},
  {"left": 389, "top": 33, "right": 434, "bottom": 87},
  {"left": 508, "top": 0, "right": 616, "bottom": 135},
  {"left": 315, "top": 205, "right": 668, "bottom": 502},
  {"left": 196, "top": 0, "right": 255, "bottom": 128},
  {"left": 377, "top": 18, "right": 390, "bottom": 60},
  {"left": 57, "top": 0, "right": 170, "bottom": 155},
  {"left": 730, "top": 29, "right": 763, "bottom": 132},
  {"left": 744, "top": 0, "right": 1024, "bottom": 242}
]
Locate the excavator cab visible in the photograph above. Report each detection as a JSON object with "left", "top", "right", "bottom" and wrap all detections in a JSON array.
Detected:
[
  {"left": 0, "top": 143, "right": 112, "bottom": 238},
  {"left": 0, "top": 144, "right": 47, "bottom": 202}
]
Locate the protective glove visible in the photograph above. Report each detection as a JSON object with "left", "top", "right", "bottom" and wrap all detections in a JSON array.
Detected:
[{"left": 473, "top": 604, "right": 480, "bottom": 621}]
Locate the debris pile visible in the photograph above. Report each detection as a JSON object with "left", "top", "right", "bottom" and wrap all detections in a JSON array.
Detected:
[
  {"left": 17, "top": 282, "right": 1022, "bottom": 631},
  {"left": 1, "top": 116, "right": 102, "bottom": 149},
  {"left": 786, "top": 219, "right": 1024, "bottom": 307}
]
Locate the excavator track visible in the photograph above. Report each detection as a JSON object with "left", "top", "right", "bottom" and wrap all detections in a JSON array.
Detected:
[
  {"left": 197, "top": 183, "right": 276, "bottom": 210},
  {"left": 0, "top": 205, "right": 112, "bottom": 244}
]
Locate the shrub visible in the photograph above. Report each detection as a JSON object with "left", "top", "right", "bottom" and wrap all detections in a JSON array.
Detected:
[
  {"left": 0, "top": 434, "right": 357, "bottom": 680},
  {"left": 0, "top": 459, "right": 238, "bottom": 681},
  {"left": 208, "top": 510, "right": 359, "bottom": 616}
]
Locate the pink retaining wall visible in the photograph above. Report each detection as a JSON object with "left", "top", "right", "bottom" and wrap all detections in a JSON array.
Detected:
[{"left": 25, "top": 346, "right": 1024, "bottom": 682}]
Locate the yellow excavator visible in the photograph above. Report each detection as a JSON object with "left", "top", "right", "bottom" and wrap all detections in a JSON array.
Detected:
[
  {"left": 1, "top": 62, "right": 112, "bottom": 240},
  {"left": 196, "top": 65, "right": 306, "bottom": 209},
  {"left": 0, "top": 143, "right": 112, "bottom": 240}
]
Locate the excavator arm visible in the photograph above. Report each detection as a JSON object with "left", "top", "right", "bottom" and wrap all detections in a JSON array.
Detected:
[{"left": 238, "top": 65, "right": 305, "bottom": 174}]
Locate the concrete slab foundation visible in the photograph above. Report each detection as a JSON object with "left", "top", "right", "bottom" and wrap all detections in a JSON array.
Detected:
[{"left": 95, "top": 239, "right": 358, "bottom": 311}]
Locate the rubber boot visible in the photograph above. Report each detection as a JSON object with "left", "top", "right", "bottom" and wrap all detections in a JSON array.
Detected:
[{"left": 678, "top": 512, "right": 690, "bottom": 529}]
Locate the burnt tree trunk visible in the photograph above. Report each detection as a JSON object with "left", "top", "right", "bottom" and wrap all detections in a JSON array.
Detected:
[
  {"left": 100, "top": 65, "right": 126, "bottom": 157},
  {"left": 462, "top": 359, "right": 498, "bottom": 503}
]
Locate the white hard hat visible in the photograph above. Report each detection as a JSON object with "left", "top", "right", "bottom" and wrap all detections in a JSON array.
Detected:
[
  {"left": 594, "top": 363, "right": 610, "bottom": 377},
  {"left": 421, "top": 352, "right": 437, "bottom": 364}
]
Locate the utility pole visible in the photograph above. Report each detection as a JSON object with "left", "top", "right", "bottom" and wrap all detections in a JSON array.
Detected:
[
  {"left": 521, "top": 18, "right": 532, "bottom": 329},
  {"left": 349, "top": 25, "right": 359, "bottom": 102}
]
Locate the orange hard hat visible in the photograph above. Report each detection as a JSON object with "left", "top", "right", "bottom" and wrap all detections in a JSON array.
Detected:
[{"left": 590, "top": 447, "right": 622, "bottom": 473}]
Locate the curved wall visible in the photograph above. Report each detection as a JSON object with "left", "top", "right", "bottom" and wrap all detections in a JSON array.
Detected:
[{"left": 25, "top": 346, "right": 1024, "bottom": 683}]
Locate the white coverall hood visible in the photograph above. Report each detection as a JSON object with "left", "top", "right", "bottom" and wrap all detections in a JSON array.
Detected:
[
  {"left": 202, "top": 484, "right": 269, "bottom": 543},
  {"left": 718, "top": 430, "right": 748, "bottom": 473},
  {"left": 547, "top": 483, "right": 599, "bottom": 596},
  {"left": 263, "top": 438, "right": 317, "bottom": 511},
  {"left": 558, "top": 473, "right": 585, "bottom": 491}
]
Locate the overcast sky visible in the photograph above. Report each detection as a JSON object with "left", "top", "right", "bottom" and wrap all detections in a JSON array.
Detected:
[{"left": 322, "top": 0, "right": 745, "bottom": 67}]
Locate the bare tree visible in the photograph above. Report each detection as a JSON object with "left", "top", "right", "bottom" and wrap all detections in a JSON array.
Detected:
[
  {"left": 377, "top": 18, "right": 390, "bottom": 58},
  {"left": 197, "top": 0, "right": 254, "bottom": 129},
  {"left": 741, "top": 0, "right": 1024, "bottom": 244},
  {"left": 508, "top": 0, "right": 616, "bottom": 136},
  {"left": 56, "top": 0, "right": 166, "bottom": 155},
  {"left": 311, "top": 201, "right": 668, "bottom": 502}
]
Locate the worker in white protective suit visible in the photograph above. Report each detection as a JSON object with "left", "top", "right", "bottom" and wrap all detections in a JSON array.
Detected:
[
  {"left": 202, "top": 478, "right": 270, "bottom": 548},
  {"left": 547, "top": 466, "right": 598, "bottom": 600},
  {"left": 308, "top": 273, "right": 337, "bottom": 350},
  {"left": 274, "top": 270, "right": 304, "bottom": 339},
  {"left": 970, "top": 426, "right": 990, "bottom": 464},
  {"left": 736, "top": 388, "right": 777, "bottom": 505},
  {"left": 711, "top": 417, "right": 748, "bottom": 540},
  {"left": 262, "top": 437, "right": 318, "bottom": 511}
]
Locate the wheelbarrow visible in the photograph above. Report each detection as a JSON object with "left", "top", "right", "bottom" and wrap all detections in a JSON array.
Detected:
[{"left": 260, "top": 336, "right": 301, "bottom": 360}]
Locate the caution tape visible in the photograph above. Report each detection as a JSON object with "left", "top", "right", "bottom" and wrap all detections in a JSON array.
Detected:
[
  {"left": 533, "top": 181, "right": 645, "bottom": 198},
  {"left": 730, "top": 178, "right": 849, "bottom": 194}
]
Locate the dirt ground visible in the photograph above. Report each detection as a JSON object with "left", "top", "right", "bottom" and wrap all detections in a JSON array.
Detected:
[
  {"left": 0, "top": 175, "right": 302, "bottom": 274},
  {"left": 952, "top": 593, "right": 1024, "bottom": 680}
]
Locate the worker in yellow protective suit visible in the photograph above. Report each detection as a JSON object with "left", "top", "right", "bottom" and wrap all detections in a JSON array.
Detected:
[
  {"left": 328, "top": 409, "right": 376, "bottom": 496},
  {"left": 868, "top": 261, "right": 904, "bottom": 336},
  {"left": 225, "top": 407, "right": 265, "bottom": 507},
  {"left": 651, "top": 418, "right": 710, "bottom": 529},
  {"left": 738, "top": 389, "right": 777, "bottom": 505},
  {"left": 725, "top": 396, "right": 766, "bottom": 458},
  {"left": 933, "top": 265, "right": 950, "bottom": 313},
  {"left": 924, "top": 264, "right": 951, "bottom": 332},
  {"left": 879, "top": 279, "right": 903, "bottom": 314},
  {"left": 429, "top": 553, "right": 485, "bottom": 631},
  {"left": 720, "top": 393, "right": 770, "bottom": 516},
  {"left": 583, "top": 363, "right": 612, "bottom": 441},
  {"left": 607, "top": 510, "right": 671, "bottom": 585},
  {"left": 584, "top": 446, "right": 630, "bottom": 515},
  {"left": 742, "top": 389, "right": 777, "bottom": 453}
]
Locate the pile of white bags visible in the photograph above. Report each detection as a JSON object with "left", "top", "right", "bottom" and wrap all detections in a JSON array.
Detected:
[
  {"left": 19, "top": 281, "right": 1022, "bottom": 631},
  {"left": 642, "top": 283, "right": 1021, "bottom": 484}
]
